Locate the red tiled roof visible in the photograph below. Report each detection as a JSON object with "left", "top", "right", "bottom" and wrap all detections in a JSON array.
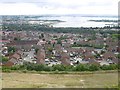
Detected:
[
  {"left": 4, "top": 61, "right": 14, "bottom": 67},
  {"left": 6, "top": 40, "right": 38, "bottom": 46},
  {"left": 36, "top": 49, "right": 45, "bottom": 64}
]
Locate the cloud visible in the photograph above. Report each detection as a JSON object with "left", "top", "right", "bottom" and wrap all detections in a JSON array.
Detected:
[{"left": 0, "top": 0, "right": 119, "bottom": 15}]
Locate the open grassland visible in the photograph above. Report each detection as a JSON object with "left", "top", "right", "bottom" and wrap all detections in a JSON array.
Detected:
[{"left": 2, "top": 71, "right": 118, "bottom": 88}]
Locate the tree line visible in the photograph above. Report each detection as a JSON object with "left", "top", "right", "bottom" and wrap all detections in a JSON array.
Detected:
[
  {"left": 2, "top": 23, "right": 118, "bottom": 34},
  {"left": 2, "top": 62, "right": 119, "bottom": 72}
]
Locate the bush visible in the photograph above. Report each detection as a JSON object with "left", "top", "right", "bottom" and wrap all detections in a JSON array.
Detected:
[
  {"left": 2, "top": 56, "right": 9, "bottom": 63},
  {"left": 76, "top": 64, "right": 88, "bottom": 71},
  {"left": 53, "top": 70, "right": 59, "bottom": 74},
  {"left": 118, "top": 64, "right": 120, "bottom": 70},
  {"left": 24, "top": 63, "right": 51, "bottom": 71},
  {"left": 64, "top": 65, "right": 73, "bottom": 71},
  {"left": 35, "top": 64, "right": 46, "bottom": 71},
  {"left": 52, "top": 64, "right": 65, "bottom": 71},
  {"left": 2, "top": 68, "right": 11, "bottom": 73},
  {"left": 100, "top": 65, "right": 110, "bottom": 70},
  {"left": 100, "top": 64, "right": 118, "bottom": 70},
  {"left": 89, "top": 64, "right": 100, "bottom": 71},
  {"left": 2, "top": 62, "right": 118, "bottom": 72},
  {"left": 22, "top": 69, "right": 27, "bottom": 73},
  {"left": 10, "top": 66, "right": 20, "bottom": 70},
  {"left": 8, "top": 46, "right": 16, "bottom": 53},
  {"left": 108, "top": 64, "right": 118, "bottom": 70}
]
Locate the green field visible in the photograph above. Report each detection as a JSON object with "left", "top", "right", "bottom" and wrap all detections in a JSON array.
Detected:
[{"left": 2, "top": 71, "right": 118, "bottom": 88}]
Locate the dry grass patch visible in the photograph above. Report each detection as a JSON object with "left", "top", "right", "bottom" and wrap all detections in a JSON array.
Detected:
[{"left": 2, "top": 71, "right": 118, "bottom": 88}]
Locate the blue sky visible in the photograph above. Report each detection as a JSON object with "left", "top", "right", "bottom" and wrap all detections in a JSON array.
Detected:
[{"left": 0, "top": 0, "right": 119, "bottom": 15}]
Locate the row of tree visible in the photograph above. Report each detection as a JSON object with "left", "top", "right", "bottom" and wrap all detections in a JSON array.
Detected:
[
  {"left": 2, "top": 62, "right": 119, "bottom": 72},
  {"left": 71, "top": 43, "right": 107, "bottom": 49},
  {"left": 3, "top": 23, "right": 118, "bottom": 34}
]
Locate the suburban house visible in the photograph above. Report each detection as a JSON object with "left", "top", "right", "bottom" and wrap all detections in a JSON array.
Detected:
[
  {"left": 36, "top": 49, "right": 45, "bottom": 64},
  {"left": 4, "top": 50, "right": 23, "bottom": 66},
  {"left": 61, "top": 52, "right": 71, "bottom": 65}
]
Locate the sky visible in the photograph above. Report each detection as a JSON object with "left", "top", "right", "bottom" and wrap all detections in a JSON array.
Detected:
[{"left": 0, "top": 0, "right": 119, "bottom": 15}]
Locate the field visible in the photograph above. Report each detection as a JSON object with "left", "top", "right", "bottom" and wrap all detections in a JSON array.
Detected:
[{"left": 1, "top": 71, "right": 118, "bottom": 88}]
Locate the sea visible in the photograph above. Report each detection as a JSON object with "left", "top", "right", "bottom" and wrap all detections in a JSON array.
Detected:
[
  {"left": 37, "top": 15, "right": 118, "bottom": 28},
  {"left": 0, "top": 15, "right": 118, "bottom": 28}
]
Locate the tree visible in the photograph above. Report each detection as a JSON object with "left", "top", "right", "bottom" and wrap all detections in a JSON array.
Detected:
[
  {"left": 53, "top": 35, "right": 57, "bottom": 38},
  {"left": 1, "top": 56, "right": 9, "bottom": 63},
  {"left": 116, "top": 54, "right": 120, "bottom": 59},
  {"left": 89, "top": 64, "right": 100, "bottom": 71},
  {"left": 14, "top": 37, "right": 20, "bottom": 41},
  {"left": 101, "top": 50, "right": 105, "bottom": 54},
  {"left": 47, "top": 47, "right": 53, "bottom": 52},
  {"left": 48, "top": 41, "right": 51, "bottom": 44},
  {"left": 74, "top": 42, "right": 77, "bottom": 45},
  {"left": 39, "top": 35, "right": 42, "bottom": 39},
  {"left": 8, "top": 47, "right": 16, "bottom": 53},
  {"left": 41, "top": 33, "right": 44, "bottom": 38},
  {"left": 52, "top": 64, "right": 65, "bottom": 71},
  {"left": 57, "top": 39, "right": 62, "bottom": 44},
  {"left": 53, "top": 43, "right": 55, "bottom": 47},
  {"left": 35, "top": 48, "right": 39, "bottom": 54},
  {"left": 76, "top": 64, "right": 88, "bottom": 71},
  {"left": 100, "top": 65, "right": 109, "bottom": 70}
]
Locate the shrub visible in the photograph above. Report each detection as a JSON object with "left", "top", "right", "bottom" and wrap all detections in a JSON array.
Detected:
[
  {"left": 52, "top": 64, "right": 65, "bottom": 71},
  {"left": 2, "top": 62, "right": 118, "bottom": 72},
  {"left": 100, "top": 64, "right": 118, "bottom": 70},
  {"left": 2, "top": 69, "right": 11, "bottom": 73},
  {"left": 22, "top": 69, "right": 27, "bottom": 73},
  {"left": 89, "top": 64, "right": 100, "bottom": 71},
  {"left": 100, "top": 65, "right": 110, "bottom": 70},
  {"left": 1, "top": 56, "right": 9, "bottom": 63},
  {"left": 76, "top": 64, "right": 88, "bottom": 71},
  {"left": 10, "top": 66, "right": 20, "bottom": 70}
]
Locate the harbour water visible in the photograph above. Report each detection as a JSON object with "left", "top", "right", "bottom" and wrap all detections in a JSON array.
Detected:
[{"left": 38, "top": 15, "right": 118, "bottom": 27}]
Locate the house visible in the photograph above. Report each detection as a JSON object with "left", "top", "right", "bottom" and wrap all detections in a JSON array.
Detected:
[
  {"left": 4, "top": 50, "right": 23, "bottom": 66},
  {"left": 62, "top": 43, "right": 71, "bottom": 48},
  {"left": 37, "top": 39, "right": 46, "bottom": 46},
  {"left": 61, "top": 52, "right": 71, "bottom": 65},
  {"left": 0, "top": 40, "right": 10, "bottom": 45},
  {"left": 4, "top": 61, "right": 14, "bottom": 67},
  {"left": 54, "top": 44, "right": 62, "bottom": 52},
  {"left": 88, "top": 59, "right": 100, "bottom": 65},
  {"left": 6, "top": 40, "right": 39, "bottom": 51},
  {"left": 36, "top": 49, "right": 45, "bottom": 64},
  {"left": 102, "top": 52, "right": 116, "bottom": 60},
  {"left": 1, "top": 47, "right": 8, "bottom": 56},
  {"left": 6, "top": 40, "right": 39, "bottom": 46},
  {"left": 83, "top": 52, "right": 95, "bottom": 60},
  {"left": 16, "top": 50, "right": 23, "bottom": 58},
  {"left": 102, "top": 52, "right": 118, "bottom": 64}
]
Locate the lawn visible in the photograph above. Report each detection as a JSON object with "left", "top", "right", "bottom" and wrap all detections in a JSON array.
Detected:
[{"left": 1, "top": 71, "right": 118, "bottom": 88}]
